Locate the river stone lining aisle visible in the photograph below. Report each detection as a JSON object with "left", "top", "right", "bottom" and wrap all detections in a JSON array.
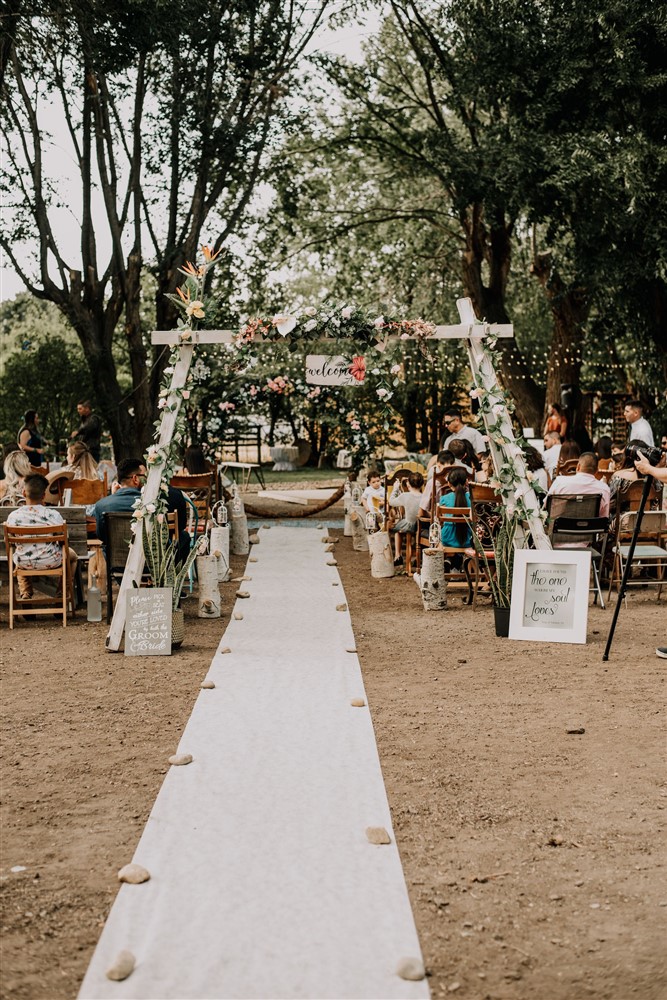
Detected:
[{"left": 79, "top": 525, "right": 430, "bottom": 1000}]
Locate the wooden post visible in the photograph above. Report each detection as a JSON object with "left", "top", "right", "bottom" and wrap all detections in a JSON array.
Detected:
[
  {"left": 419, "top": 549, "right": 447, "bottom": 610},
  {"left": 106, "top": 341, "right": 195, "bottom": 651},
  {"left": 368, "top": 530, "right": 394, "bottom": 578},
  {"left": 434, "top": 299, "right": 551, "bottom": 551},
  {"left": 349, "top": 507, "right": 369, "bottom": 552},
  {"left": 196, "top": 555, "right": 221, "bottom": 618}
]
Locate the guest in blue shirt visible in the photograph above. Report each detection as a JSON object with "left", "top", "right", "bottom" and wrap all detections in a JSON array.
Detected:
[
  {"left": 94, "top": 457, "right": 189, "bottom": 561},
  {"left": 439, "top": 468, "right": 472, "bottom": 549}
]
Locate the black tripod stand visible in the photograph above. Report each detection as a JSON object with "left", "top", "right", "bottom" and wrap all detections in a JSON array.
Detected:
[{"left": 603, "top": 474, "right": 656, "bottom": 661}]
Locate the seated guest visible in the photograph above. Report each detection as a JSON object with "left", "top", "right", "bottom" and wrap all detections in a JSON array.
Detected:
[
  {"left": 449, "top": 439, "right": 475, "bottom": 475},
  {"left": 594, "top": 436, "right": 613, "bottom": 467},
  {"left": 426, "top": 449, "right": 454, "bottom": 477},
  {"left": 94, "top": 458, "right": 189, "bottom": 561},
  {"left": 388, "top": 471, "right": 424, "bottom": 566},
  {"left": 542, "top": 431, "right": 562, "bottom": 480},
  {"left": 438, "top": 468, "right": 472, "bottom": 556},
  {"left": 555, "top": 439, "right": 581, "bottom": 474},
  {"left": 62, "top": 441, "right": 100, "bottom": 479},
  {"left": 524, "top": 445, "right": 548, "bottom": 493},
  {"left": 175, "top": 444, "right": 211, "bottom": 476},
  {"left": 420, "top": 451, "right": 459, "bottom": 517},
  {"left": 459, "top": 437, "right": 482, "bottom": 475},
  {"left": 0, "top": 450, "right": 32, "bottom": 505},
  {"left": 609, "top": 440, "right": 646, "bottom": 506},
  {"left": 546, "top": 452, "right": 610, "bottom": 518},
  {"left": 361, "top": 471, "right": 384, "bottom": 514},
  {"left": 475, "top": 452, "right": 494, "bottom": 483},
  {"left": 6, "top": 473, "right": 78, "bottom": 600},
  {"left": 610, "top": 441, "right": 626, "bottom": 472}
]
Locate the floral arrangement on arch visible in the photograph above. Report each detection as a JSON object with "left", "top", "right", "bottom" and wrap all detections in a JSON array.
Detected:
[{"left": 468, "top": 333, "right": 548, "bottom": 531}]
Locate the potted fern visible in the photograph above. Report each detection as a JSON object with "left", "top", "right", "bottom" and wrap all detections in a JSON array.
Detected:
[
  {"left": 470, "top": 506, "right": 519, "bottom": 637},
  {"left": 142, "top": 518, "right": 202, "bottom": 649}
]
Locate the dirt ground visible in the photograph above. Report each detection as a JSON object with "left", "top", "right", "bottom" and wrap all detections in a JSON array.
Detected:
[{"left": 1, "top": 510, "right": 666, "bottom": 1000}]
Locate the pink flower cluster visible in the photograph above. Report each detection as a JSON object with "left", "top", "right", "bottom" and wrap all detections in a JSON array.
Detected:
[
  {"left": 219, "top": 401, "right": 236, "bottom": 412},
  {"left": 266, "top": 376, "right": 290, "bottom": 394}
]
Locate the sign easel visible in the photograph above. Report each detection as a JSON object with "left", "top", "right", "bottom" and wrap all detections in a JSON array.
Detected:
[{"left": 106, "top": 300, "right": 549, "bottom": 651}]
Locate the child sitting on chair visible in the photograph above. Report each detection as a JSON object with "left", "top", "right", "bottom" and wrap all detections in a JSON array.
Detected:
[
  {"left": 438, "top": 468, "right": 472, "bottom": 564},
  {"left": 388, "top": 471, "right": 424, "bottom": 566},
  {"left": 361, "top": 472, "right": 384, "bottom": 514}
]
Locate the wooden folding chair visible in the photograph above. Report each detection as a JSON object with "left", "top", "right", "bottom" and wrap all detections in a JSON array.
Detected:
[
  {"left": 433, "top": 505, "right": 474, "bottom": 603},
  {"left": 468, "top": 483, "right": 503, "bottom": 608},
  {"left": 4, "top": 522, "right": 75, "bottom": 628},
  {"left": 415, "top": 466, "right": 457, "bottom": 571},
  {"left": 554, "top": 458, "right": 579, "bottom": 477}
]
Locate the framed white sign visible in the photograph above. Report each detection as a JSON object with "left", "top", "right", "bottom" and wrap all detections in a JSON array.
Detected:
[
  {"left": 509, "top": 550, "right": 591, "bottom": 644},
  {"left": 305, "top": 355, "right": 365, "bottom": 386},
  {"left": 125, "top": 587, "right": 172, "bottom": 655}
]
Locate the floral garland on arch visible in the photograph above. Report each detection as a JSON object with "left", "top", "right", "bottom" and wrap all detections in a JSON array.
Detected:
[
  {"left": 131, "top": 246, "right": 222, "bottom": 523},
  {"left": 468, "top": 334, "right": 548, "bottom": 529},
  {"left": 133, "top": 245, "right": 542, "bottom": 531}
]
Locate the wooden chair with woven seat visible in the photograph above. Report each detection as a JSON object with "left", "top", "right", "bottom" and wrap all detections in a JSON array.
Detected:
[
  {"left": 68, "top": 474, "right": 108, "bottom": 506},
  {"left": 4, "top": 522, "right": 75, "bottom": 628},
  {"left": 554, "top": 458, "right": 579, "bottom": 477}
]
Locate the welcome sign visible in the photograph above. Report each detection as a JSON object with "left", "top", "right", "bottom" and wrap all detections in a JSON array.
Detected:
[
  {"left": 305, "top": 355, "right": 365, "bottom": 386},
  {"left": 509, "top": 550, "right": 591, "bottom": 644}
]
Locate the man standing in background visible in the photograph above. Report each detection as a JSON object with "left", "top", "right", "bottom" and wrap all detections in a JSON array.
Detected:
[
  {"left": 71, "top": 400, "right": 102, "bottom": 461},
  {"left": 624, "top": 400, "right": 654, "bottom": 448}
]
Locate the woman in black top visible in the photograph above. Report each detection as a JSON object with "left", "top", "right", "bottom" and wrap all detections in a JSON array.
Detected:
[{"left": 18, "top": 410, "right": 46, "bottom": 466}]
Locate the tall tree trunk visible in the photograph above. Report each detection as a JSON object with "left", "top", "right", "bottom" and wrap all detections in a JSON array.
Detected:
[
  {"left": 460, "top": 204, "right": 544, "bottom": 431},
  {"left": 125, "top": 252, "right": 154, "bottom": 453},
  {"left": 531, "top": 252, "right": 590, "bottom": 429}
]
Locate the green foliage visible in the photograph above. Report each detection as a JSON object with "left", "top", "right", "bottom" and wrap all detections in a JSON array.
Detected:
[
  {"left": 470, "top": 507, "right": 519, "bottom": 609},
  {"left": 0, "top": 296, "right": 94, "bottom": 455},
  {"left": 141, "top": 517, "right": 200, "bottom": 610}
]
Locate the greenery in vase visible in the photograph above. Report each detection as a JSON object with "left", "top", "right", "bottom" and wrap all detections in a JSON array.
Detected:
[
  {"left": 141, "top": 519, "right": 202, "bottom": 611},
  {"left": 470, "top": 508, "right": 520, "bottom": 610}
]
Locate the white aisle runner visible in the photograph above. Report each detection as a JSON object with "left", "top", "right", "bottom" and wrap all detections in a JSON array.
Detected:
[{"left": 79, "top": 526, "right": 429, "bottom": 1000}]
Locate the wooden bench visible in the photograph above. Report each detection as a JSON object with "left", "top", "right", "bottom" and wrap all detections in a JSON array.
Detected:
[{"left": 221, "top": 426, "right": 262, "bottom": 466}]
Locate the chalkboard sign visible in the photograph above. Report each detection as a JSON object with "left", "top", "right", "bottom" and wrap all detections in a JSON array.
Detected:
[
  {"left": 509, "top": 550, "right": 591, "bottom": 644},
  {"left": 125, "top": 588, "right": 172, "bottom": 656}
]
